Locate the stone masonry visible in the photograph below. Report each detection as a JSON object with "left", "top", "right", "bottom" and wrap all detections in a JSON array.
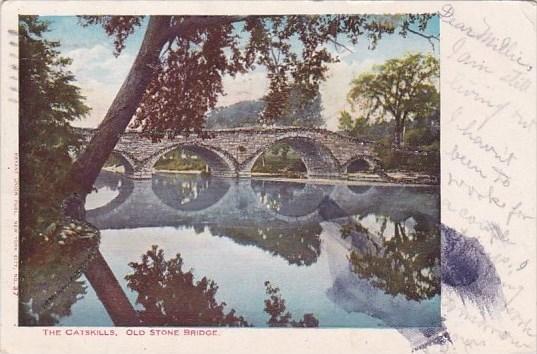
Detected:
[{"left": 78, "top": 127, "right": 381, "bottom": 179}]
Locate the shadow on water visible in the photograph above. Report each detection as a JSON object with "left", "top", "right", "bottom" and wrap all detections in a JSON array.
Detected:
[
  {"left": 124, "top": 245, "right": 250, "bottom": 326},
  {"left": 120, "top": 245, "right": 319, "bottom": 327},
  {"left": 18, "top": 219, "right": 140, "bottom": 326}
]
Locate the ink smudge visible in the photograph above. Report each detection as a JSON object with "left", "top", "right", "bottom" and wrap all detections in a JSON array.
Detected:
[{"left": 402, "top": 224, "right": 504, "bottom": 351}]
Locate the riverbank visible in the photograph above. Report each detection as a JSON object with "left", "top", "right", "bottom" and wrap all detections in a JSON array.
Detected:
[
  {"left": 155, "top": 169, "right": 437, "bottom": 187},
  {"left": 249, "top": 175, "right": 437, "bottom": 187}
]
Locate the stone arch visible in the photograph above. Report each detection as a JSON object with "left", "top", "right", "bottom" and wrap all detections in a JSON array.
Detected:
[
  {"left": 346, "top": 158, "right": 372, "bottom": 173},
  {"left": 108, "top": 150, "right": 136, "bottom": 175},
  {"left": 147, "top": 143, "right": 239, "bottom": 178},
  {"left": 241, "top": 135, "right": 342, "bottom": 178}
]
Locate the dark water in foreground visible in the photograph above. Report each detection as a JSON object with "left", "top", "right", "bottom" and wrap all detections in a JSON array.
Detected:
[{"left": 58, "top": 171, "right": 440, "bottom": 328}]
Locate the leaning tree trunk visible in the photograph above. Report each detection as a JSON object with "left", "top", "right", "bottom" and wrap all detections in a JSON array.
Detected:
[{"left": 68, "top": 16, "right": 170, "bottom": 197}]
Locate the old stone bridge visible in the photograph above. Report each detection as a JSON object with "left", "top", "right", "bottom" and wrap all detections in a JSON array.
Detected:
[{"left": 78, "top": 127, "right": 381, "bottom": 179}]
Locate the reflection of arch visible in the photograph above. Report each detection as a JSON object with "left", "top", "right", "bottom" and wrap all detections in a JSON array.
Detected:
[
  {"left": 251, "top": 180, "right": 333, "bottom": 218},
  {"left": 86, "top": 171, "right": 440, "bottom": 233},
  {"left": 152, "top": 174, "right": 231, "bottom": 211},
  {"left": 148, "top": 143, "right": 238, "bottom": 177},
  {"left": 347, "top": 185, "right": 373, "bottom": 195},
  {"left": 242, "top": 136, "right": 342, "bottom": 178},
  {"left": 86, "top": 171, "right": 134, "bottom": 218}
]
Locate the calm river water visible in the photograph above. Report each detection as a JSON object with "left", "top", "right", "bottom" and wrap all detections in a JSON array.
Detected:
[{"left": 58, "top": 170, "right": 440, "bottom": 328}]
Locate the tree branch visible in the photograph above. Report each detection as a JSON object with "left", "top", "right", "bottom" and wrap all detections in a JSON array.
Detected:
[
  {"left": 163, "top": 15, "right": 250, "bottom": 42},
  {"left": 406, "top": 28, "right": 439, "bottom": 51},
  {"left": 328, "top": 36, "right": 353, "bottom": 54}
]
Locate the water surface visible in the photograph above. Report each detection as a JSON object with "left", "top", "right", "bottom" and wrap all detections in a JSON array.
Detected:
[{"left": 61, "top": 171, "right": 441, "bottom": 328}]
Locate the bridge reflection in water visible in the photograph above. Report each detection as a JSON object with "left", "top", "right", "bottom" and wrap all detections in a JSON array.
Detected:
[{"left": 53, "top": 171, "right": 440, "bottom": 327}]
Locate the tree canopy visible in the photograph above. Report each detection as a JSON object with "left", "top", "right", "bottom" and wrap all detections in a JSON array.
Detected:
[
  {"left": 346, "top": 52, "right": 439, "bottom": 147},
  {"left": 19, "top": 15, "right": 89, "bottom": 251},
  {"left": 70, "top": 14, "right": 437, "bottom": 194},
  {"left": 80, "top": 14, "right": 434, "bottom": 136}
]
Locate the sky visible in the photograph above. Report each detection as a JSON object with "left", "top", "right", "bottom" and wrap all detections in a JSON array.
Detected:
[{"left": 42, "top": 15, "right": 439, "bottom": 131}]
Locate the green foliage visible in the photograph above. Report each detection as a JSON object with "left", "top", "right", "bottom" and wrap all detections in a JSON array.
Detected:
[
  {"left": 263, "top": 281, "right": 319, "bottom": 327},
  {"left": 347, "top": 52, "right": 439, "bottom": 147},
  {"left": 153, "top": 149, "right": 207, "bottom": 171},
  {"left": 19, "top": 16, "right": 89, "bottom": 254},
  {"left": 125, "top": 245, "right": 249, "bottom": 326},
  {"left": 375, "top": 109, "right": 440, "bottom": 174},
  {"left": 126, "top": 247, "right": 320, "bottom": 326},
  {"left": 347, "top": 215, "right": 440, "bottom": 301},
  {"left": 404, "top": 109, "right": 440, "bottom": 147},
  {"left": 270, "top": 142, "right": 290, "bottom": 158},
  {"left": 265, "top": 86, "right": 325, "bottom": 127},
  {"left": 338, "top": 111, "right": 369, "bottom": 138},
  {"left": 338, "top": 110, "right": 354, "bottom": 132},
  {"left": 375, "top": 144, "right": 439, "bottom": 174},
  {"left": 338, "top": 117, "right": 440, "bottom": 174},
  {"left": 252, "top": 145, "right": 306, "bottom": 176},
  {"left": 80, "top": 14, "right": 436, "bottom": 137},
  {"left": 339, "top": 53, "right": 440, "bottom": 174}
]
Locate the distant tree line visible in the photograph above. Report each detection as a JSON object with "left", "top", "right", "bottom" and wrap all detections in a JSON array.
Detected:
[
  {"left": 338, "top": 53, "right": 440, "bottom": 174},
  {"left": 205, "top": 87, "right": 324, "bottom": 129}
]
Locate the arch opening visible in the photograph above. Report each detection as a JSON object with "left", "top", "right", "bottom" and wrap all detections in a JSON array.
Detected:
[
  {"left": 154, "top": 147, "right": 208, "bottom": 173},
  {"left": 102, "top": 151, "right": 135, "bottom": 175},
  {"left": 346, "top": 158, "right": 373, "bottom": 174},
  {"left": 152, "top": 144, "right": 237, "bottom": 178},
  {"left": 251, "top": 142, "right": 307, "bottom": 178},
  {"left": 249, "top": 137, "right": 341, "bottom": 178}
]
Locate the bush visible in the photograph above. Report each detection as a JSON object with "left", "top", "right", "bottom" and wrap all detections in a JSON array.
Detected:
[
  {"left": 375, "top": 144, "right": 439, "bottom": 175},
  {"left": 404, "top": 127, "right": 439, "bottom": 147}
]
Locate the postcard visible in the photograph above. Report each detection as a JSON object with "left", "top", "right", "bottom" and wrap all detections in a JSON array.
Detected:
[{"left": 1, "top": 1, "right": 535, "bottom": 353}]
